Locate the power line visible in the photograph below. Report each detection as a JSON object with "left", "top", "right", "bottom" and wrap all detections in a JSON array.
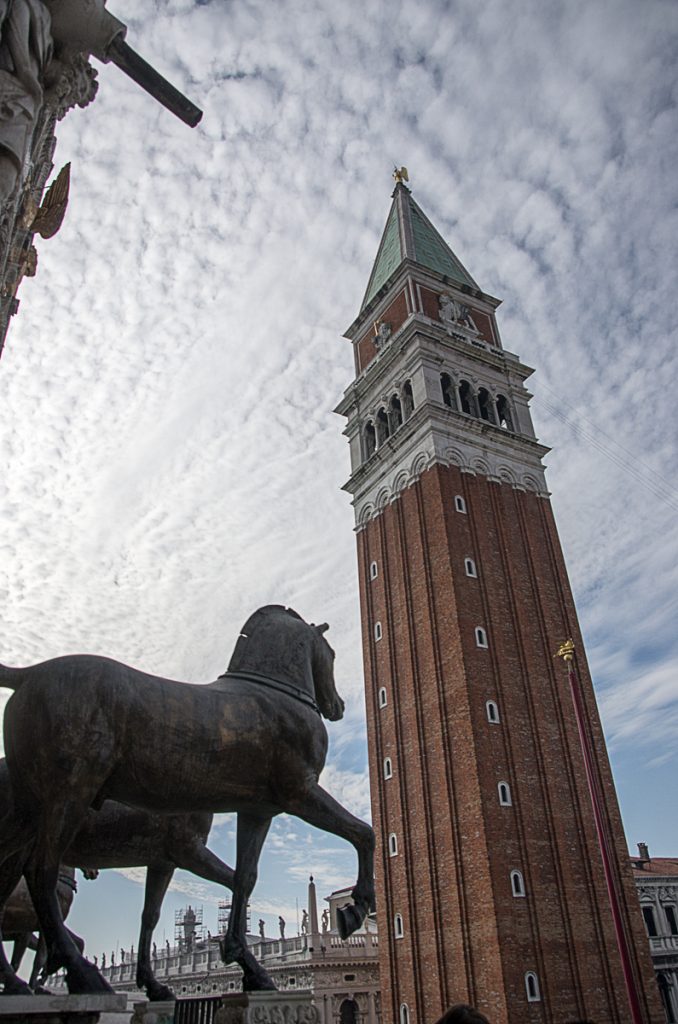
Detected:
[
  {"left": 538, "top": 378, "right": 675, "bottom": 496},
  {"left": 533, "top": 391, "right": 678, "bottom": 516}
]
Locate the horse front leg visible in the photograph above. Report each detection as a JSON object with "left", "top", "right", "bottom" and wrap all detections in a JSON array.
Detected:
[
  {"left": 219, "top": 812, "right": 275, "bottom": 991},
  {"left": 136, "top": 863, "right": 175, "bottom": 1002},
  {"left": 285, "top": 783, "right": 375, "bottom": 938},
  {"left": 28, "top": 934, "right": 47, "bottom": 992},
  {"left": 173, "top": 840, "right": 235, "bottom": 893}
]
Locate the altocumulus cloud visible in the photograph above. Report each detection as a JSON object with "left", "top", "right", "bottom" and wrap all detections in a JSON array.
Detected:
[{"left": 1, "top": 0, "right": 677, "bottom": 954}]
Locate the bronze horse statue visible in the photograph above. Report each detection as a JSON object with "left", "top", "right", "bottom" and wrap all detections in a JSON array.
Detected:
[
  {"left": 0, "top": 605, "right": 375, "bottom": 994},
  {"left": 0, "top": 759, "right": 234, "bottom": 999}
]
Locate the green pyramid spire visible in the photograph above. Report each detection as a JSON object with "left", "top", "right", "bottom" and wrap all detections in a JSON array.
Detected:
[{"left": 361, "top": 183, "right": 480, "bottom": 311}]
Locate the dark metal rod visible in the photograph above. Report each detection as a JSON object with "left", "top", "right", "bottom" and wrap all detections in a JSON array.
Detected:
[{"left": 106, "top": 36, "right": 203, "bottom": 128}]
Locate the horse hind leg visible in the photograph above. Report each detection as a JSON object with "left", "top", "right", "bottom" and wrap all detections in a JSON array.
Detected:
[
  {"left": 0, "top": 850, "right": 33, "bottom": 996},
  {"left": 30, "top": 928, "right": 82, "bottom": 994},
  {"left": 23, "top": 800, "right": 113, "bottom": 995},
  {"left": 136, "top": 863, "right": 175, "bottom": 1003},
  {"left": 284, "top": 783, "right": 376, "bottom": 939},
  {"left": 220, "top": 812, "right": 275, "bottom": 992}
]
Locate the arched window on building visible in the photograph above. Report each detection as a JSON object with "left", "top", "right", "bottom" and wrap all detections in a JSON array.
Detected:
[
  {"left": 459, "top": 379, "right": 475, "bottom": 416},
  {"left": 464, "top": 557, "right": 477, "bottom": 578},
  {"left": 402, "top": 380, "right": 415, "bottom": 419},
  {"left": 389, "top": 394, "right": 403, "bottom": 432},
  {"left": 378, "top": 687, "right": 387, "bottom": 708},
  {"left": 511, "top": 870, "right": 526, "bottom": 897},
  {"left": 399, "top": 1005, "right": 410, "bottom": 1024},
  {"left": 525, "top": 972, "right": 541, "bottom": 1002},
  {"left": 454, "top": 495, "right": 467, "bottom": 514},
  {"left": 486, "top": 700, "right": 500, "bottom": 723},
  {"left": 498, "top": 781, "right": 512, "bottom": 806},
  {"left": 477, "top": 387, "right": 496, "bottom": 423},
  {"left": 369, "top": 560, "right": 378, "bottom": 580},
  {"left": 340, "top": 999, "right": 359, "bottom": 1024},
  {"left": 374, "top": 621, "right": 382, "bottom": 641},
  {"left": 364, "top": 421, "right": 376, "bottom": 459},
  {"left": 642, "top": 905, "right": 658, "bottom": 937},
  {"left": 394, "top": 913, "right": 404, "bottom": 938},
  {"left": 475, "top": 626, "right": 488, "bottom": 648},
  {"left": 440, "top": 372, "right": 456, "bottom": 409},
  {"left": 376, "top": 408, "right": 390, "bottom": 446},
  {"left": 496, "top": 393, "right": 514, "bottom": 430},
  {"left": 664, "top": 905, "right": 678, "bottom": 936},
  {"left": 384, "top": 757, "right": 393, "bottom": 780},
  {"left": 389, "top": 832, "right": 398, "bottom": 856}
]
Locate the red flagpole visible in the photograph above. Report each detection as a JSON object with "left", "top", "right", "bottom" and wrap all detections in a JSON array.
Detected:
[{"left": 556, "top": 640, "right": 644, "bottom": 1024}]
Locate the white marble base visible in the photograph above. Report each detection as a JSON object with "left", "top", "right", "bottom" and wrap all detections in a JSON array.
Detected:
[
  {"left": 214, "top": 992, "right": 318, "bottom": 1024},
  {"left": 0, "top": 992, "right": 127, "bottom": 1023},
  {"left": 129, "top": 1000, "right": 174, "bottom": 1024}
]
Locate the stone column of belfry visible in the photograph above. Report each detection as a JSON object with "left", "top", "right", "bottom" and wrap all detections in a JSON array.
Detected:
[{"left": 335, "top": 180, "right": 664, "bottom": 1024}]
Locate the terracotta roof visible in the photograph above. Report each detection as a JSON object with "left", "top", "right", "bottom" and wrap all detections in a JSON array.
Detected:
[{"left": 630, "top": 857, "right": 678, "bottom": 877}]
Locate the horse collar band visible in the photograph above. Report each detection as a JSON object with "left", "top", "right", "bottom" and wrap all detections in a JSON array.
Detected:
[{"left": 220, "top": 670, "right": 321, "bottom": 715}]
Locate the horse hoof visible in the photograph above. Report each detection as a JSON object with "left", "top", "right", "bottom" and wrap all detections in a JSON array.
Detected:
[
  {"left": 242, "top": 971, "right": 277, "bottom": 992},
  {"left": 66, "top": 960, "right": 114, "bottom": 995},
  {"left": 337, "top": 903, "right": 364, "bottom": 940},
  {"left": 1, "top": 978, "right": 34, "bottom": 997},
  {"left": 148, "top": 984, "right": 176, "bottom": 1002}
]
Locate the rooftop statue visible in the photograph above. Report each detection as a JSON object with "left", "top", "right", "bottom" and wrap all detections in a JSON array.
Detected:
[{"left": 0, "top": 0, "right": 202, "bottom": 203}]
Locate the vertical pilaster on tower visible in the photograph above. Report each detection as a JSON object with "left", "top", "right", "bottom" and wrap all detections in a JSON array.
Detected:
[{"left": 335, "top": 183, "right": 664, "bottom": 1024}]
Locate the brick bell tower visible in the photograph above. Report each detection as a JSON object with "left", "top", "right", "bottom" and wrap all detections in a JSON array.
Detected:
[{"left": 335, "top": 177, "right": 663, "bottom": 1024}]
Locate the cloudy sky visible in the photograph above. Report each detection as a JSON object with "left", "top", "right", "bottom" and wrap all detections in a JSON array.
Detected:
[{"left": 1, "top": 0, "right": 677, "bottom": 970}]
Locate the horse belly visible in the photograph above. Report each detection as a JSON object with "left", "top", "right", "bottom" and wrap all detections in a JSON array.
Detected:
[{"left": 103, "top": 743, "right": 281, "bottom": 817}]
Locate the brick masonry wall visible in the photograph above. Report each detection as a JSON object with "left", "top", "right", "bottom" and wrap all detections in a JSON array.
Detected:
[
  {"left": 357, "top": 464, "right": 664, "bottom": 1024},
  {"left": 357, "top": 289, "right": 411, "bottom": 372},
  {"left": 419, "top": 286, "right": 498, "bottom": 346}
]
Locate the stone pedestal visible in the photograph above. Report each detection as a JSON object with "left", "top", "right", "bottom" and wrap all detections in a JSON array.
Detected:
[
  {"left": 214, "top": 992, "right": 318, "bottom": 1024},
  {"left": 129, "top": 1001, "right": 174, "bottom": 1024},
  {"left": 0, "top": 993, "right": 127, "bottom": 1024}
]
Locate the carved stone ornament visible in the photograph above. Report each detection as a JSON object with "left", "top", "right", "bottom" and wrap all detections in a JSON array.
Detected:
[
  {"left": 45, "top": 53, "right": 99, "bottom": 121},
  {"left": 438, "top": 292, "right": 479, "bottom": 336},
  {"left": 373, "top": 320, "right": 392, "bottom": 350},
  {"left": 0, "top": 0, "right": 54, "bottom": 203},
  {"left": 214, "top": 1000, "right": 321, "bottom": 1024}
]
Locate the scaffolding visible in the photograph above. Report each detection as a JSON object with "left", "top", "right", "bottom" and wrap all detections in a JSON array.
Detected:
[
  {"left": 174, "top": 904, "right": 205, "bottom": 951},
  {"left": 218, "top": 900, "right": 251, "bottom": 934}
]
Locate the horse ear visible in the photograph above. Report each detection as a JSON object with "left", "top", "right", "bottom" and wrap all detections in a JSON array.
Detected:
[{"left": 315, "top": 623, "right": 329, "bottom": 635}]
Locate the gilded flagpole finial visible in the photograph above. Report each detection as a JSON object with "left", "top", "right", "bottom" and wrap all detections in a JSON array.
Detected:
[
  {"left": 393, "top": 166, "right": 409, "bottom": 185},
  {"left": 555, "top": 639, "right": 575, "bottom": 663}
]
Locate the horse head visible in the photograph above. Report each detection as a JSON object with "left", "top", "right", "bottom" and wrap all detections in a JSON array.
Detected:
[
  {"left": 226, "top": 606, "right": 345, "bottom": 722},
  {"left": 310, "top": 622, "right": 344, "bottom": 722}
]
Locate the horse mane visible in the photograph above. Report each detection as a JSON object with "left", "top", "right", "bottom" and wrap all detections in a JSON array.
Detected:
[{"left": 237, "top": 605, "right": 304, "bottom": 638}]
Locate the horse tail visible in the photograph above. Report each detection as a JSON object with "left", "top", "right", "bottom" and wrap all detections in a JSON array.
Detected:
[{"left": 0, "top": 665, "right": 24, "bottom": 690}]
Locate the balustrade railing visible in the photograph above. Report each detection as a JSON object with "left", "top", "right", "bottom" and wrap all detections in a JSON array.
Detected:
[{"left": 174, "top": 995, "right": 223, "bottom": 1024}]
